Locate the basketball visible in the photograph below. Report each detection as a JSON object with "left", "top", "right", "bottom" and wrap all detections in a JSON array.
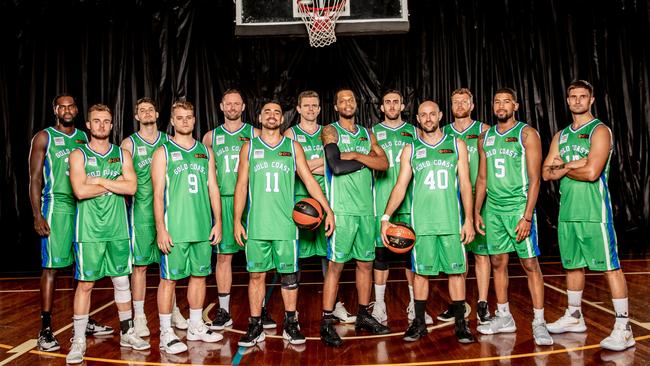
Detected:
[
  {"left": 385, "top": 222, "right": 416, "bottom": 254},
  {"left": 293, "top": 197, "right": 324, "bottom": 230}
]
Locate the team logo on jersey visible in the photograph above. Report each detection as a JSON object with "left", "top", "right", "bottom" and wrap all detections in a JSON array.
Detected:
[
  {"left": 359, "top": 137, "right": 368, "bottom": 141},
  {"left": 253, "top": 149, "right": 264, "bottom": 159},
  {"left": 137, "top": 146, "right": 147, "bottom": 156},
  {"left": 416, "top": 148, "right": 427, "bottom": 159},
  {"left": 505, "top": 137, "right": 518, "bottom": 143},
  {"left": 376, "top": 131, "right": 387, "bottom": 140},
  {"left": 341, "top": 135, "right": 350, "bottom": 144},
  {"left": 53, "top": 137, "right": 65, "bottom": 146},
  {"left": 579, "top": 134, "right": 589, "bottom": 139},
  {"left": 215, "top": 135, "right": 225, "bottom": 145},
  {"left": 171, "top": 151, "right": 183, "bottom": 161},
  {"left": 75, "top": 139, "right": 86, "bottom": 144},
  {"left": 485, "top": 136, "right": 495, "bottom": 146},
  {"left": 87, "top": 156, "right": 97, "bottom": 166},
  {"left": 108, "top": 157, "right": 120, "bottom": 164},
  {"left": 401, "top": 131, "right": 413, "bottom": 138},
  {"left": 467, "top": 134, "right": 478, "bottom": 139},
  {"left": 296, "top": 135, "right": 307, "bottom": 143},
  {"left": 438, "top": 149, "right": 454, "bottom": 154},
  {"left": 278, "top": 151, "right": 292, "bottom": 157},
  {"left": 194, "top": 153, "right": 208, "bottom": 159},
  {"left": 559, "top": 134, "right": 568, "bottom": 144},
  {"left": 239, "top": 137, "right": 250, "bottom": 141}
]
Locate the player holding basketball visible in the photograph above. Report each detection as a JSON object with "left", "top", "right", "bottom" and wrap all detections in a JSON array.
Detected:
[
  {"left": 320, "top": 88, "right": 390, "bottom": 347},
  {"left": 66, "top": 104, "right": 149, "bottom": 364},
  {"left": 233, "top": 101, "right": 334, "bottom": 347},
  {"left": 152, "top": 101, "right": 223, "bottom": 355},
  {"left": 380, "top": 100, "right": 475, "bottom": 343},
  {"left": 284, "top": 90, "right": 356, "bottom": 323},
  {"left": 542, "top": 80, "right": 634, "bottom": 351},
  {"left": 474, "top": 88, "right": 553, "bottom": 346},
  {"left": 440, "top": 88, "right": 492, "bottom": 324}
]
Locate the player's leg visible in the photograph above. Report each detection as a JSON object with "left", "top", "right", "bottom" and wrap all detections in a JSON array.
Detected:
[
  {"left": 274, "top": 239, "right": 305, "bottom": 344},
  {"left": 403, "top": 272, "right": 429, "bottom": 342},
  {"left": 130, "top": 224, "right": 159, "bottom": 337},
  {"left": 474, "top": 253, "right": 492, "bottom": 323},
  {"left": 186, "top": 241, "right": 221, "bottom": 343},
  {"left": 158, "top": 242, "right": 190, "bottom": 355},
  {"left": 520, "top": 256, "right": 553, "bottom": 345},
  {"left": 212, "top": 196, "right": 238, "bottom": 329},
  {"left": 67, "top": 280, "right": 94, "bottom": 364},
  {"left": 239, "top": 239, "right": 273, "bottom": 347},
  {"left": 372, "top": 246, "right": 389, "bottom": 322}
]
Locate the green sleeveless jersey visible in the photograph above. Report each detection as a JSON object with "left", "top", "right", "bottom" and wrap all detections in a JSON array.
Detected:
[
  {"left": 246, "top": 137, "right": 297, "bottom": 240},
  {"left": 410, "top": 134, "right": 462, "bottom": 235},
  {"left": 558, "top": 119, "right": 613, "bottom": 222},
  {"left": 163, "top": 140, "right": 212, "bottom": 243},
  {"left": 289, "top": 124, "right": 325, "bottom": 196},
  {"left": 324, "top": 122, "right": 373, "bottom": 216},
  {"left": 128, "top": 131, "right": 169, "bottom": 226},
  {"left": 483, "top": 122, "right": 530, "bottom": 214},
  {"left": 42, "top": 127, "right": 88, "bottom": 214},
  {"left": 74, "top": 144, "right": 129, "bottom": 242},
  {"left": 211, "top": 123, "right": 255, "bottom": 196},
  {"left": 373, "top": 122, "right": 417, "bottom": 216},
  {"left": 443, "top": 121, "right": 484, "bottom": 188}
]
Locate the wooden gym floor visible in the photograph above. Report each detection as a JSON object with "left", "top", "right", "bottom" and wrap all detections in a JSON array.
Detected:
[{"left": 0, "top": 256, "right": 648, "bottom": 365}]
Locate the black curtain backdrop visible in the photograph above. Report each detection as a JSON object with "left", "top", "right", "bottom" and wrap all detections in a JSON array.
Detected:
[{"left": 1, "top": 0, "right": 648, "bottom": 272}]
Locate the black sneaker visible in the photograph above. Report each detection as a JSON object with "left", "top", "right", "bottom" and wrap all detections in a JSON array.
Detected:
[
  {"left": 477, "top": 301, "right": 491, "bottom": 325},
  {"left": 437, "top": 303, "right": 454, "bottom": 322},
  {"left": 455, "top": 318, "right": 475, "bottom": 344},
  {"left": 261, "top": 307, "right": 277, "bottom": 329},
  {"left": 209, "top": 308, "right": 233, "bottom": 330},
  {"left": 320, "top": 318, "right": 343, "bottom": 347},
  {"left": 85, "top": 318, "right": 114, "bottom": 336},
  {"left": 37, "top": 327, "right": 60, "bottom": 351},
  {"left": 238, "top": 318, "right": 265, "bottom": 347},
  {"left": 355, "top": 311, "right": 390, "bottom": 334},
  {"left": 403, "top": 318, "right": 427, "bottom": 342},
  {"left": 283, "top": 315, "right": 306, "bottom": 345}
]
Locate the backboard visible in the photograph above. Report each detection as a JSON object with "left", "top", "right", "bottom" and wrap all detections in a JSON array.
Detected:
[{"left": 235, "top": 0, "right": 409, "bottom": 37}]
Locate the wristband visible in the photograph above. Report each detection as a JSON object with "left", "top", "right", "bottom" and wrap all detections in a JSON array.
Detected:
[
  {"left": 380, "top": 214, "right": 391, "bottom": 222},
  {"left": 520, "top": 215, "right": 532, "bottom": 223}
]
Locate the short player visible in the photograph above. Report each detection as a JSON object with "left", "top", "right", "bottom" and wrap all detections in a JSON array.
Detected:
[
  {"left": 542, "top": 80, "right": 633, "bottom": 351},
  {"left": 66, "top": 104, "right": 149, "bottom": 364}
]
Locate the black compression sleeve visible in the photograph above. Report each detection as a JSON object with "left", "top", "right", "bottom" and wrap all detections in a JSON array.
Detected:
[{"left": 324, "top": 143, "right": 365, "bottom": 175}]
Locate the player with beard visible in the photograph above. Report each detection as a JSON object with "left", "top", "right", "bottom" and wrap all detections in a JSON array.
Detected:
[
  {"left": 29, "top": 94, "right": 113, "bottom": 352},
  {"left": 66, "top": 104, "right": 149, "bottom": 364},
  {"left": 543, "top": 80, "right": 634, "bottom": 351},
  {"left": 233, "top": 101, "right": 335, "bottom": 347},
  {"left": 474, "top": 88, "right": 553, "bottom": 346},
  {"left": 121, "top": 98, "right": 188, "bottom": 337},
  {"left": 380, "top": 101, "right": 476, "bottom": 343}
]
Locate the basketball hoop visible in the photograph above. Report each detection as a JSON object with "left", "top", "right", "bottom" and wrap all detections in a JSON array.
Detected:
[{"left": 297, "top": 0, "right": 347, "bottom": 47}]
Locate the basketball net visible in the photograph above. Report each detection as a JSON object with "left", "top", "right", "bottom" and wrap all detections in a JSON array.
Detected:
[{"left": 297, "top": 0, "right": 347, "bottom": 47}]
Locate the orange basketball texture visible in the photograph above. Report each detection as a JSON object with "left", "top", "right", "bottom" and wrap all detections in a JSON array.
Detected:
[
  {"left": 293, "top": 198, "right": 324, "bottom": 230},
  {"left": 385, "top": 222, "right": 416, "bottom": 254}
]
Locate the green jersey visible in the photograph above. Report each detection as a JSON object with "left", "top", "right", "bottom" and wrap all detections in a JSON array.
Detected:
[
  {"left": 246, "top": 137, "right": 297, "bottom": 240},
  {"left": 42, "top": 127, "right": 88, "bottom": 214},
  {"left": 289, "top": 124, "right": 325, "bottom": 195},
  {"left": 410, "top": 134, "right": 462, "bottom": 235},
  {"left": 483, "top": 121, "right": 529, "bottom": 214},
  {"left": 74, "top": 144, "right": 129, "bottom": 242},
  {"left": 128, "top": 131, "right": 169, "bottom": 226},
  {"left": 372, "top": 122, "right": 417, "bottom": 216},
  {"left": 211, "top": 123, "right": 255, "bottom": 196},
  {"left": 443, "top": 120, "right": 484, "bottom": 187},
  {"left": 163, "top": 140, "right": 212, "bottom": 243},
  {"left": 558, "top": 119, "right": 613, "bottom": 223},
  {"left": 324, "top": 122, "right": 373, "bottom": 216}
]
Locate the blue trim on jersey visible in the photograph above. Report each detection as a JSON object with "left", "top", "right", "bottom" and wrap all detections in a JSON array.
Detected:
[
  {"left": 530, "top": 214, "right": 541, "bottom": 257},
  {"left": 160, "top": 254, "right": 168, "bottom": 279},
  {"left": 86, "top": 144, "right": 114, "bottom": 158},
  {"left": 600, "top": 174, "right": 615, "bottom": 223},
  {"left": 494, "top": 121, "right": 521, "bottom": 137},
  {"left": 73, "top": 241, "right": 81, "bottom": 280},
  {"left": 41, "top": 237, "right": 49, "bottom": 267},
  {"left": 42, "top": 151, "right": 52, "bottom": 199},
  {"left": 168, "top": 139, "right": 197, "bottom": 152},
  {"left": 601, "top": 174, "right": 619, "bottom": 268}
]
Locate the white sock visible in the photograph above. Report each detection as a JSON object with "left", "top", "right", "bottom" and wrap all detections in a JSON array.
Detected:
[
  {"left": 172, "top": 296, "right": 179, "bottom": 312},
  {"left": 567, "top": 290, "right": 582, "bottom": 315},
  {"left": 408, "top": 285, "right": 414, "bottom": 303},
  {"left": 533, "top": 307, "right": 545, "bottom": 322},
  {"left": 73, "top": 314, "right": 89, "bottom": 341},
  {"left": 374, "top": 284, "right": 386, "bottom": 303},
  {"left": 497, "top": 302, "right": 510, "bottom": 316},
  {"left": 219, "top": 294, "right": 231, "bottom": 313},
  {"left": 133, "top": 300, "right": 145, "bottom": 316},
  {"left": 189, "top": 308, "right": 203, "bottom": 326},
  {"left": 118, "top": 310, "right": 132, "bottom": 322},
  {"left": 613, "top": 298, "right": 629, "bottom": 327},
  {"left": 159, "top": 313, "right": 172, "bottom": 331}
]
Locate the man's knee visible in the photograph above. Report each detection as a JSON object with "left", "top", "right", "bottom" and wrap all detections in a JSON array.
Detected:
[
  {"left": 112, "top": 275, "right": 131, "bottom": 303},
  {"left": 373, "top": 247, "right": 390, "bottom": 271},
  {"left": 281, "top": 272, "right": 299, "bottom": 290}
]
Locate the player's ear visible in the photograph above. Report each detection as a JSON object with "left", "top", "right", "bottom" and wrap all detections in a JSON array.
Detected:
[
  {"left": 334, "top": 104, "right": 339, "bottom": 112},
  {"left": 241, "top": 103, "right": 246, "bottom": 112},
  {"left": 380, "top": 104, "right": 385, "bottom": 113},
  {"left": 439, "top": 111, "right": 443, "bottom": 120},
  {"left": 155, "top": 111, "right": 159, "bottom": 120},
  {"left": 513, "top": 102, "right": 519, "bottom": 111},
  {"left": 296, "top": 105, "right": 302, "bottom": 114},
  {"left": 219, "top": 102, "right": 225, "bottom": 112},
  {"left": 135, "top": 114, "right": 140, "bottom": 122},
  {"left": 400, "top": 103, "right": 405, "bottom": 112}
]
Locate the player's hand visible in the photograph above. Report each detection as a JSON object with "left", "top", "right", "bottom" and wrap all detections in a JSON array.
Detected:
[
  {"left": 474, "top": 213, "right": 486, "bottom": 236},
  {"left": 234, "top": 222, "right": 247, "bottom": 247},
  {"left": 460, "top": 220, "right": 475, "bottom": 245},
  {"left": 34, "top": 215, "right": 50, "bottom": 236},
  {"left": 380, "top": 220, "right": 397, "bottom": 247},
  {"left": 157, "top": 228, "right": 174, "bottom": 254},
  {"left": 515, "top": 217, "right": 532, "bottom": 242},
  {"left": 340, "top": 152, "right": 357, "bottom": 160},
  {"left": 566, "top": 158, "right": 587, "bottom": 170},
  {"left": 209, "top": 223, "right": 222, "bottom": 246},
  {"left": 323, "top": 210, "right": 335, "bottom": 237}
]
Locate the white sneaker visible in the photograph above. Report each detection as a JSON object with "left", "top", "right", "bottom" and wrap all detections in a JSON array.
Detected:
[
  {"left": 600, "top": 322, "right": 635, "bottom": 351},
  {"left": 134, "top": 314, "right": 150, "bottom": 337},
  {"left": 371, "top": 301, "right": 387, "bottom": 323},
  {"left": 532, "top": 320, "right": 554, "bottom": 346},
  {"left": 120, "top": 327, "right": 151, "bottom": 350},
  {"left": 547, "top": 309, "right": 587, "bottom": 334},
  {"left": 172, "top": 308, "right": 188, "bottom": 330},
  {"left": 159, "top": 328, "right": 188, "bottom": 354},
  {"left": 333, "top": 301, "right": 356, "bottom": 324},
  {"left": 66, "top": 337, "right": 86, "bottom": 364},
  {"left": 187, "top": 321, "right": 223, "bottom": 343},
  {"left": 406, "top": 301, "right": 434, "bottom": 325},
  {"left": 477, "top": 311, "right": 517, "bottom": 335}
]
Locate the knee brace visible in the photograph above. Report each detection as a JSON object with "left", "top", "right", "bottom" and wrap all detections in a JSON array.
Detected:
[
  {"left": 373, "top": 247, "right": 390, "bottom": 271},
  {"left": 111, "top": 275, "right": 131, "bottom": 303},
  {"left": 280, "top": 272, "right": 299, "bottom": 290}
]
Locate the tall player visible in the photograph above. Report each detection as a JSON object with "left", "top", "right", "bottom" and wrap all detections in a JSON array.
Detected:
[
  {"left": 440, "top": 88, "right": 491, "bottom": 324},
  {"left": 29, "top": 94, "right": 113, "bottom": 351},
  {"left": 283, "top": 90, "right": 356, "bottom": 323},
  {"left": 380, "top": 100, "right": 475, "bottom": 343},
  {"left": 66, "top": 104, "right": 150, "bottom": 364},
  {"left": 202, "top": 89, "right": 270, "bottom": 330},
  {"left": 371, "top": 89, "right": 433, "bottom": 324},
  {"left": 121, "top": 98, "right": 187, "bottom": 337},
  {"left": 152, "top": 101, "right": 224, "bottom": 355},
  {"left": 542, "top": 80, "right": 634, "bottom": 351},
  {"left": 474, "top": 88, "right": 553, "bottom": 346},
  {"left": 320, "top": 88, "right": 390, "bottom": 347},
  {"left": 233, "top": 101, "right": 335, "bottom": 347}
]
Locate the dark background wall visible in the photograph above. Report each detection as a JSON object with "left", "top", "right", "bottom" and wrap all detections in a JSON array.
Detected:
[{"left": 1, "top": 0, "right": 648, "bottom": 272}]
